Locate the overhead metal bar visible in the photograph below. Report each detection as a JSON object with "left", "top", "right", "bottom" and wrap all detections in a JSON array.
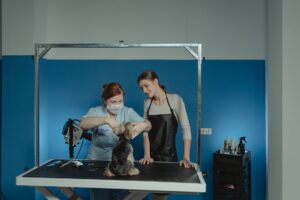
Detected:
[
  {"left": 37, "top": 43, "right": 199, "bottom": 49},
  {"left": 34, "top": 43, "right": 203, "bottom": 173}
]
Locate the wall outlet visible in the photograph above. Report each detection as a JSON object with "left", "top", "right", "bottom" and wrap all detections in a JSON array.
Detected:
[{"left": 201, "top": 128, "right": 212, "bottom": 135}]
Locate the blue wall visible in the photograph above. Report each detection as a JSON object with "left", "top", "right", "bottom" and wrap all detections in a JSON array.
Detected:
[
  {"left": 1, "top": 56, "right": 266, "bottom": 200},
  {"left": 39, "top": 60, "right": 198, "bottom": 163},
  {"left": 1, "top": 56, "right": 35, "bottom": 200},
  {"left": 0, "top": 58, "right": 2, "bottom": 197},
  {"left": 201, "top": 60, "right": 266, "bottom": 200}
]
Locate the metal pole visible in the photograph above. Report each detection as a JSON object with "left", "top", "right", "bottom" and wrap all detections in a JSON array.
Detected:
[
  {"left": 34, "top": 44, "right": 40, "bottom": 166},
  {"left": 197, "top": 44, "right": 202, "bottom": 172}
]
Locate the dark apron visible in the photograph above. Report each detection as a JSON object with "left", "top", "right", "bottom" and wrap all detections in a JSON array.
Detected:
[{"left": 147, "top": 94, "right": 178, "bottom": 162}]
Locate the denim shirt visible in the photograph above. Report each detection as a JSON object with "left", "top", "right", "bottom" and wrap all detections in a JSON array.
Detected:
[{"left": 82, "top": 105, "right": 144, "bottom": 161}]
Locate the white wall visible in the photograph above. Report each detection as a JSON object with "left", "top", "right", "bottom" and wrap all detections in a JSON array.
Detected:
[
  {"left": 33, "top": 0, "right": 48, "bottom": 44},
  {"left": 3, "top": 0, "right": 266, "bottom": 59},
  {"left": 268, "top": 0, "right": 300, "bottom": 199},
  {"left": 267, "top": 0, "right": 282, "bottom": 199},
  {"left": 282, "top": 0, "right": 300, "bottom": 199},
  {"left": 2, "top": 0, "right": 34, "bottom": 55}
]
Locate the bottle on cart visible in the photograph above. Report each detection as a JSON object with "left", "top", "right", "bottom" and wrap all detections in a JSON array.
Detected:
[
  {"left": 230, "top": 138, "right": 237, "bottom": 154},
  {"left": 238, "top": 136, "right": 246, "bottom": 154},
  {"left": 223, "top": 137, "right": 230, "bottom": 153}
]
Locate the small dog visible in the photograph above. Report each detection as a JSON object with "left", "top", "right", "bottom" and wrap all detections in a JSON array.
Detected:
[{"left": 103, "top": 122, "right": 140, "bottom": 177}]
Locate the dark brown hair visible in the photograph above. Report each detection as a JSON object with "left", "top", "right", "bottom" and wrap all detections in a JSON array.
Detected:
[
  {"left": 137, "top": 70, "right": 166, "bottom": 91},
  {"left": 101, "top": 82, "right": 124, "bottom": 100}
]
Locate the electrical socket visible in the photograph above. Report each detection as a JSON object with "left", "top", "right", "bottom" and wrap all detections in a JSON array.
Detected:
[{"left": 201, "top": 128, "right": 212, "bottom": 135}]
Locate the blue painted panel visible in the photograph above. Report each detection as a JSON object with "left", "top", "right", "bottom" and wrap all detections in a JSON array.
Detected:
[
  {"left": 1, "top": 56, "right": 35, "bottom": 200},
  {"left": 38, "top": 60, "right": 199, "bottom": 199},
  {"left": 201, "top": 60, "right": 266, "bottom": 200},
  {"left": 0, "top": 59, "right": 2, "bottom": 197},
  {"left": 2, "top": 57, "right": 266, "bottom": 200},
  {"left": 39, "top": 60, "right": 198, "bottom": 163}
]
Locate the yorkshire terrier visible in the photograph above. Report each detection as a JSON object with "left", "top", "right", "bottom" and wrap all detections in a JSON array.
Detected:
[{"left": 103, "top": 122, "right": 140, "bottom": 177}]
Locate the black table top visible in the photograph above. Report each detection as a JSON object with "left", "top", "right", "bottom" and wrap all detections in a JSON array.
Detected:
[{"left": 24, "top": 159, "right": 200, "bottom": 184}]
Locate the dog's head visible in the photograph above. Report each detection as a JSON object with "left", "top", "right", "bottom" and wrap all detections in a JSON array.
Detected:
[{"left": 113, "top": 122, "right": 134, "bottom": 140}]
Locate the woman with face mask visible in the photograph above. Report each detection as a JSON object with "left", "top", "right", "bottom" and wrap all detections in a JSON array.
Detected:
[
  {"left": 81, "top": 82, "right": 151, "bottom": 160},
  {"left": 80, "top": 82, "right": 151, "bottom": 200}
]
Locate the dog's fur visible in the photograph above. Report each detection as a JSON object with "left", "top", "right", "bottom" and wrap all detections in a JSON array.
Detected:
[{"left": 103, "top": 122, "right": 140, "bottom": 177}]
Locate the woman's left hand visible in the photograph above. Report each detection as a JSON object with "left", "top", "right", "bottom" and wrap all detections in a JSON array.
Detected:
[
  {"left": 139, "top": 156, "right": 154, "bottom": 165},
  {"left": 179, "top": 159, "right": 193, "bottom": 168}
]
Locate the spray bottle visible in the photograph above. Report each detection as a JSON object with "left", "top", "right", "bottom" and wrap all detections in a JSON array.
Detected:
[{"left": 238, "top": 136, "right": 247, "bottom": 154}]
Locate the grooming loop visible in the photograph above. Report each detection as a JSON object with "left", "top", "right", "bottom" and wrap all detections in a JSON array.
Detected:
[{"left": 20, "top": 42, "right": 207, "bottom": 200}]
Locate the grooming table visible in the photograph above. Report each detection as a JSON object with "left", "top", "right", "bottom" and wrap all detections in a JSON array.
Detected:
[{"left": 16, "top": 159, "right": 206, "bottom": 200}]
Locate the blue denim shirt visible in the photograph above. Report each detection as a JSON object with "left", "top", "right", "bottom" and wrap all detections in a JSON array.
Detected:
[{"left": 82, "top": 105, "right": 144, "bottom": 161}]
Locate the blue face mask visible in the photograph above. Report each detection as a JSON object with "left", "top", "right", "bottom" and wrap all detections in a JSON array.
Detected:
[{"left": 106, "top": 102, "right": 124, "bottom": 114}]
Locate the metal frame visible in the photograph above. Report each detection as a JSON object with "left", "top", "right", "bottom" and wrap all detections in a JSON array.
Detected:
[{"left": 34, "top": 43, "right": 203, "bottom": 171}]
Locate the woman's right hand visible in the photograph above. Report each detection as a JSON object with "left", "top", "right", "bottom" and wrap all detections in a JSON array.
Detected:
[
  {"left": 139, "top": 156, "right": 154, "bottom": 165},
  {"left": 105, "top": 116, "right": 119, "bottom": 129}
]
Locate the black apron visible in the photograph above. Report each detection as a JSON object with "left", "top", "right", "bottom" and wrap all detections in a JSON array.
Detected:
[{"left": 147, "top": 94, "right": 178, "bottom": 162}]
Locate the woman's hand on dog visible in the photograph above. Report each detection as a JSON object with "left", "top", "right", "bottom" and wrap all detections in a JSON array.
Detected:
[
  {"left": 131, "top": 122, "right": 146, "bottom": 136},
  {"left": 139, "top": 156, "right": 154, "bottom": 165},
  {"left": 105, "top": 116, "right": 119, "bottom": 129}
]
